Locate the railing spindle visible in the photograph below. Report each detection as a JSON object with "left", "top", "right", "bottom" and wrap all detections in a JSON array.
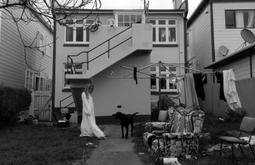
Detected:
[
  {"left": 86, "top": 52, "right": 89, "bottom": 70},
  {"left": 108, "top": 40, "right": 110, "bottom": 58}
]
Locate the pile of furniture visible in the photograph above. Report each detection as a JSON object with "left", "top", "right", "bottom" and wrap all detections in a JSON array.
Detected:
[{"left": 143, "top": 106, "right": 205, "bottom": 163}]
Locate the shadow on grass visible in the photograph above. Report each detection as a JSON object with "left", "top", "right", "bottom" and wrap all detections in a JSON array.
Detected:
[
  {"left": 132, "top": 115, "right": 255, "bottom": 165},
  {"left": 0, "top": 124, "right": 99, "bottom": 165}
]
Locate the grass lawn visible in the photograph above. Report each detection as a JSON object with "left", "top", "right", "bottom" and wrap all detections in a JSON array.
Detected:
[
  {"left": 133, "top": 114, "right": 255, "bottom": 165},
  {"left": 0, "top": 123, "right": 99, "bottom": 165}
]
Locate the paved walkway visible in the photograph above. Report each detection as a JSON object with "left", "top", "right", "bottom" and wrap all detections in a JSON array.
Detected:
[{"left": 85, "top": 125, "right": 146, "bottom": 165}]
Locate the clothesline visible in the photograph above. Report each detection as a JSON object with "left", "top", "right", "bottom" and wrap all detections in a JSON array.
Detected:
[
  {"left": 160, "top": 61, "right": 216, "bottom": 74},
  {"left": 104, "top": 61, "right": 231, "bottom": 80}
]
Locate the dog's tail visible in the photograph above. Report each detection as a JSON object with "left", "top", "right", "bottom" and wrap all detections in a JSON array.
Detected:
[{"left": 132, "top": 112, "right": 139, "bottom": 116}]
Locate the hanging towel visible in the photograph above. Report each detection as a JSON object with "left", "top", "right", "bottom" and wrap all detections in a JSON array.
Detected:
[
  {"left": 176, "top": 78, "right": 185, "bottom": 105},
  {"left": 184, "top": 74, "right": 200, "bottom": 109},
  {"left": 215, "top": 72, "right": 226, "bottom": 101},
  {"left": 223, "top": 69, "right": 242, "bottom": 111}
]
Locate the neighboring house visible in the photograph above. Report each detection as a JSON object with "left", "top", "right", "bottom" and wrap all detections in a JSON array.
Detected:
[
  {"left": 187, "top": 0, "right": 255, "bottom": 116},
  {"left": 54, "top": 3, "right": 187, "bottom": 123},
  {"left": 206, "top": 43, "right": 255, "bottom": 117},
  {"left": 0, "top": 8, "right": 53, "bottom": 120}
]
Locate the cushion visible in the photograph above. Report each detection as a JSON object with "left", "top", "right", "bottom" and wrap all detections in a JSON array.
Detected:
[
  {"left": 158, "top": 110, "right": 168, "bottom": 122},
  {"left": 219, "top": 136, "right": 247, "bottom": 144}
]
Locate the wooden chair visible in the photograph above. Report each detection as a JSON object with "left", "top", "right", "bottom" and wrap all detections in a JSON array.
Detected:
[{"left": 219, "top": 116, "right": 255, "bottom": 161}]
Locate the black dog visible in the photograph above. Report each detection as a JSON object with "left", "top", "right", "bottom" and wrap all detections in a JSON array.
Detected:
[{"left": 112, "top": 111, "right": 139, "bottom": 138}]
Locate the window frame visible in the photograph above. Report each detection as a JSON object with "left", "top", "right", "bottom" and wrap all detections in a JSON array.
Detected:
[
  {"left": 225, "top": 9, "right": 255, "bottom": 29},
  {"left": 64, "top": 19, "right": 91, "bottom": 44},
  {"left": 25, "top": 69, "right": 48, "bottom": 91},
  {"left": 149, "top": 19, "right": 177, "bottom": 45},
  {"left": 150, "top": 65, "right": 178, "bottom": 92},
  {"left": 115, "top": 11, "right": 145, "bottom": 27}
]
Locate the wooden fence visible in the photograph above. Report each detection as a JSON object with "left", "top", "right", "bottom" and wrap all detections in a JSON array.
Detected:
[{"left": 29, "top": 91, "right": 52, "bottom": 121}]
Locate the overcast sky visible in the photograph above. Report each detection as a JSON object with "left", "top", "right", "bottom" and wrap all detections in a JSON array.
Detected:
[{"left": 100, "top": 0, "right": 202, "bottom": 18}]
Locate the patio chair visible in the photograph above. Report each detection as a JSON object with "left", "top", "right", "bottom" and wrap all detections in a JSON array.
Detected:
[
  {"left": 145, "top": 108, "right": 175, "bottom": 134},
  {"left": 162, "top": 109, "right": 205, "bottom": 158},
  {"left": 52, "top": 108, "right": 70, "bottom": 127},
  {"left": 219, "top": 116, "right": 255, "bottom": 161}
]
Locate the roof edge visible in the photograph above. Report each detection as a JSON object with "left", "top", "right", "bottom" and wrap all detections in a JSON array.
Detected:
[
  {"left": 188, "top": 0, "right": 255, "bottom": 28},
  {"left": 55, "top": 8, "right": 185, "bottom": 15},
  {"left": 205, "top": 44, "right": 255, "bottom": 69}
]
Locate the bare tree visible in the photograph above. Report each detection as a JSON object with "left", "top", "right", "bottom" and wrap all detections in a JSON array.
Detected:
[{"left": 0, "top": 0, "right": 101, "bottom": 71}]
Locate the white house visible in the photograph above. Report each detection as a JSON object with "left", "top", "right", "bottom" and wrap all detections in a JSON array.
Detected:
[{"left": 53, "top": 1, "right": 187, "bottom": 123}]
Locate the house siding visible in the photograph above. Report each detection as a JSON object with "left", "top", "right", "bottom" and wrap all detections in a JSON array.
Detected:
[
  {"left": 213, "top": 2, "right": 255, "bottom": 61},
  {"left": 187, "top": 4, "right": 213, "bottom": 70},
  {"left": 0, "top": 9, "right": 52, "bottom": 88},
  {"left": 147, "top": 15, "right": 185, "bottom": 66},
  {"left": 216, "top": 57, "right": 252, "bottom": 80},
  {"left": 253, "top": 54, "right": 255, "bottom": 76},
  {"left": 93, "top": 54, "right": 151, "bottom": 116}
]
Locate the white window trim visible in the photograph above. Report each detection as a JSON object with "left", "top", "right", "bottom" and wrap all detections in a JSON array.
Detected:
[
  {"left": 151, "top": 19, "right": 177, "bottom": 45},
  {"left": 64, "top": 19, "right": 90, "bottom": 44},
  {"left": 25, "top": 69, "right": 34, "bottom": 90},
  {"left": 25, "top": 69, "right": 48, "bottom": 91},
  {"left": 37, "top": 32, "right": 46, "bottom": 54},
  {"left": 151, "top": 66, "right": 178, "bottom": 92},
  {"left": 115, "top": 11, "right": 145, "bottom": 27},
  {"left": 0, "top": 11, "right": 2, "bottom": 41}
]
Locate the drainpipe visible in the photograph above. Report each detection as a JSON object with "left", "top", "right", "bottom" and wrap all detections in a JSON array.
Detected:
[
  {"left": 51, "top": 1, "right": 56, "bottom": 120},
  {"left": 184, "top": 17, "right": 188, "bottom": 73},
  {"left": 183, "top": 0, "right": 188, "bottom": 73},
  {"left": 158, "top": 61, "right": 162, "bottom": 110}
]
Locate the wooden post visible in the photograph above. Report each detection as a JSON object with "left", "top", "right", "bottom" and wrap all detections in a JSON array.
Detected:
[{"left": 158, "top": 61, "right": 162, "bottom": 110}]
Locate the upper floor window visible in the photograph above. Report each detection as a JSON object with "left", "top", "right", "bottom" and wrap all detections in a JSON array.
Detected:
[
  {"left": 149, "top": 19, "right": 177, "bottom": 44},
  {"left": 117, "top": 14, "right": 142, "bottom": 27},
  {"left": 225, "top": 10, "right": 255, "bottom": 28},
  {"left": 65, "top": 19, "right": 93, "bottom": 43}
]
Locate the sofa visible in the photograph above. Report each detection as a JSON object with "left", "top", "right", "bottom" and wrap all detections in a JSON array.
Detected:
[{"left": 143, "top": 107, "right": 205, "bottom": 160}]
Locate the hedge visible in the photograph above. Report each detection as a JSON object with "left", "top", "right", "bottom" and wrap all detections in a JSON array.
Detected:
[{"left": 0, "top": 86, "right": 31, "bottom": 126}]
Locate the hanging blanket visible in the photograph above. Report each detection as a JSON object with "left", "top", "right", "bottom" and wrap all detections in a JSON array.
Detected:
[{"left": 223, "top": 69, "right": 242, "bottom": 111}]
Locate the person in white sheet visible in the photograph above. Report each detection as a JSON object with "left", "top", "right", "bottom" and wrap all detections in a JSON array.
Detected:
[{"left": 80, "top": 84, "right": 105, "bottom": 139}]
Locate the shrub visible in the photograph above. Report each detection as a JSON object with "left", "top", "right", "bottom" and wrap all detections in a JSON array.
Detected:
[{"left": 0, "top": 86, "right": 31, "bottom": 127}]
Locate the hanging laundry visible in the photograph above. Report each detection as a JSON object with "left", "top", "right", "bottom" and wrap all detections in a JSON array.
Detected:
[
  {"left": 133, "top": 67, "right": 138, "bottom": 84},
  {"left": 215, "top": 72, "right": 226, "bottom": 101},
  {"left": 202, "top": 74, "right": 207, "bottom": 84},
  {"left": 223, "top": 69, "right": 242, "bottom": 111},
  {"left": 176, "top": 78, "right": 185, "bottom": 105},
  {"left": 193, "top": 73, "right": 206, "bottom": 100},
  {"left": 183, "top": 74, "right": 200, "bottom": 109}
]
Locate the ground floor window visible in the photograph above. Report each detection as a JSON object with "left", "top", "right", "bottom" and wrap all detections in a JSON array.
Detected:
[
  {"left": 150, "top": 65, "right": 177, "bottom": 92},
  {"left": 25, "top": 69, "right": 51, "bottom": 91}
]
